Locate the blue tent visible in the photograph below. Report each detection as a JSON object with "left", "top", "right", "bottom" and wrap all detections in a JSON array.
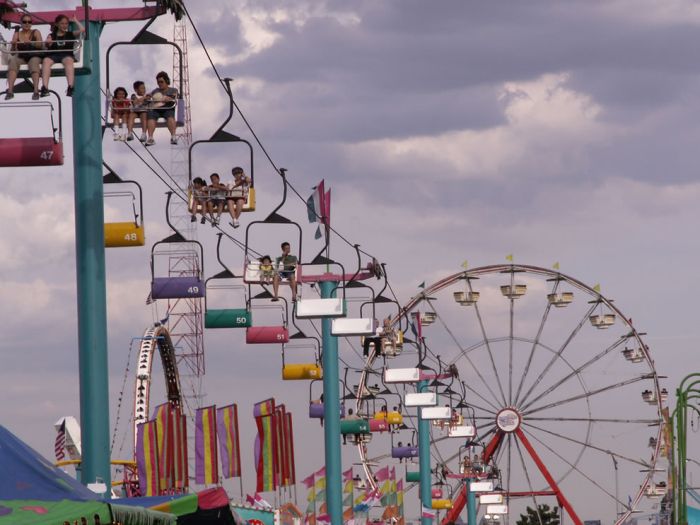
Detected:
[{"left": 0, "top": 425, "right": 99, "bottom": 501}]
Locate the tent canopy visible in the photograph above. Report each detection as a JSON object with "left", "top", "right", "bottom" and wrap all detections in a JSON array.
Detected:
[{"left": 0, "top": 425, "right": 99, "bottom": 501}]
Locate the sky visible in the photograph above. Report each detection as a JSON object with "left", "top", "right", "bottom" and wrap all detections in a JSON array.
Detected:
[{"left": 2, "top": 0, "right": 700, "bottom": 521}]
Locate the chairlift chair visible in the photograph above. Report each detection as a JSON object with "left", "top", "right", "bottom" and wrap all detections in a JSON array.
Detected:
[
  {"left": 0, "top": 28, "right": 90, "bottom": 79},
  {"left": 0, "top": 91, "right": 63, "bottom": 166},
  {"left": 150, "top": 192, "right": 205, "bottom": 300},
  {"left": 105, "top": 31, "right": 185, "bottom": 129},
  {"left": 245, "top": 295, "right": 290, "bottom": 344},
  {"left": 282, "top": 335, "right": 322, "bottom": 380},
  {"left": 204, "top": 234, "right": 251, "bottom": 328},
  {"left": 103, "top": 172, "right": 145, "bottom": 247}
]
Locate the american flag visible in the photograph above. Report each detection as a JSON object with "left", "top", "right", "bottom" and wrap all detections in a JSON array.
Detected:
[{"left": 54, "top": 420, "right": 66, "bottom": 461}]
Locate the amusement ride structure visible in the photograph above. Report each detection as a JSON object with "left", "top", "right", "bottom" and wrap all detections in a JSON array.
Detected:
[{"left": 0, "top": 1, "right": 672, "bottom": 524}]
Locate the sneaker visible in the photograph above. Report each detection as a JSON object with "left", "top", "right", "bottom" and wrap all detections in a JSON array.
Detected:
[
  {"left": 32, "top": 92, "right": 39, "bottom": 101},
  {"left": 126, "top": 132, "right": 134, "bottom": 142},
  {"left": 271, "top": 297, "right": 280, "bottom": 302},
  {"left": 40, "top": 87, "right": 49, "bottom": 97},
  {"left": 200, "top": 216, "right": 206, "bottom": 224},
  {"left": 190, "top": 215, "right": 196, "bottom": 223},
  {"left": 4, "top": 92, "right": 13, "bottom": 100},
  {"left": 66, "top": 85, "right": 74, "bottom": 97},
  {"left": 139, "top": 133, "right": 147, "bottom": 142},
  {"left": 145, "top": 137, "right": 155, "bottom": 146},
  {"left": 113, "top": 134, "right": 120, "bottom": 141},
  {"left": 170, "top": 135, "right": 178, "bottom": 145},
  {"left": 211, "top": 220, "right": 217, "bottom": 228},
  {"left": 233, "top": 219, "right": 240, "bottom": 229}
]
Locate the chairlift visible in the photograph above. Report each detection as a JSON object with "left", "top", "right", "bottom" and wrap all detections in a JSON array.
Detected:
[
  {"left": 0, "top": 89, "right": 63, "bottom": 166},
  {"left": 308, "top": 379, "right": 345, "bottom": 419},
  {"left": 150, "top": 192, "right": 204, "bottom": 300},
  {"left": 188, "top": 79, "right": 257, "bottom": 216},
  {"left": 243, "top": 169, "right": 302, "bottom": 295},
  {"left": 204, "top": 234, "right": 251, "bottom": 328},
  {"left": 391, "top": 430, "right": 418, "bottom": 460},
  {"left": 103, "top": 169, "right": 144, "bottom": 247},
  {"left": 105, "top": 27, "right": 185, "bottom": 129},
  {"left": 0, "top": 25, "right": 90, "bottom": 79},
  {"left": 295, "top": 261, "right": 347, "bottom": 319},
  {"left": 245, "top": 294, "right": 290, "bottom": 344},
  {"left": 282, "top": 333, "right": 322, "bottom": 380}
]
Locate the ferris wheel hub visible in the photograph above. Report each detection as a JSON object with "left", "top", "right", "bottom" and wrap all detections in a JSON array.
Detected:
[{"left": 495, "top": 407, "right": 522, "bottom": 433}]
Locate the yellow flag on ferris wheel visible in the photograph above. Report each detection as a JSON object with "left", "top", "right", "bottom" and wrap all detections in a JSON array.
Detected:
[
  {"left": 505, "top": 254, "right": 514, "bottom": 262},
  {"left": 593, "top": 284, "right": 601, "bottom": 293}
]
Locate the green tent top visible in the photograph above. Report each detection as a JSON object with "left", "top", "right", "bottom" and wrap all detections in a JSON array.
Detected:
[{"left": 0, "top": 499, "right": 110, "bottom": 525}]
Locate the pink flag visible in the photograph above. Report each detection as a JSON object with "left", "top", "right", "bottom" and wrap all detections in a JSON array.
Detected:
[
  {"left": 375, "top": 465, "right": 390, "bottom": 482},
  {"left": 302, "top": 472, "right": 315, "bottom": 489},
  {"left": 343, "top": 467, "right": 353, "bottom": 482}
]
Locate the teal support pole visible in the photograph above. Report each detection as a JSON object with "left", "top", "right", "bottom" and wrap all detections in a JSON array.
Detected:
[
  {"left": 320, "top": 281, "right": 342, "bottom": 525},
  {"left": 73, "top": 20, "right": 111, "bottom": 493},
  {"left": 418, "top": 380, "right": 432, "bottom": 525},
  {"left": 466, "top": 478, "right": 477, "bottom": 525}
]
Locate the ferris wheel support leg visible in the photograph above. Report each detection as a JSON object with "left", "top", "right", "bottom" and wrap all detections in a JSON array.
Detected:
[
  {"left": 320, "top": 281, "right": 343, "bottom": 525},
  {"left": 73, "top": 20, "right": 111, "bottom": 494},
  {"left": 515, "top": 428, "right": 582, "bottom": 525},
  {"left": 418, "top": 380, "right": 433, "bottom": 525}
]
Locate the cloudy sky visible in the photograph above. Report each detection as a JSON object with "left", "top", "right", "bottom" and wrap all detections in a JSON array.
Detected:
[{"left": 2, "top": 0, "right": 700, "bottom": 520}]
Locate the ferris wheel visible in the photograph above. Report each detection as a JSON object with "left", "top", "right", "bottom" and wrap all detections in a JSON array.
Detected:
[{"left": 355, "top": 264, "right": 667, "bottom": 524}]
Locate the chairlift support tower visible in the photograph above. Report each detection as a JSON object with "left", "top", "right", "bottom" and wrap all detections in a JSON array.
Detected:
[
  {"left": 0, "top": 0, "right": 178, "bottom": 495},
  {"left": 166, "top": 16, "right": 206, "bottom": 383}
]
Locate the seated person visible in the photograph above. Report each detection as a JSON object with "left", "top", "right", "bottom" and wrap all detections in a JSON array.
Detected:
[
  {"left": 259, "top": 255, "right": 274, "bottom": 283},
  {"left": 206, "top": 173, "right": 227, "bottom": 226},
  {"left": 272, "top": 241, "right": 298, "bottom": 301},
  {"left": 110, "top": 87, "right": 131, "bottom": 141},
  {"left": 127, "top": 80, "right": 148, "bottom": 142},
  {"left": 227, "top": 166, "right": 251, "bottom": 229},
  {"left": 144, "top": 71, "right": 178, "bottom": 146},
  {"left": 5, "top": 16, "right": 43, "bottom": 100},
  {"left": 41, "top": 14, "right": 85, "bottom": 97},
  {"left": 189, "top": 177, "right": 208, "bottom": 223}
]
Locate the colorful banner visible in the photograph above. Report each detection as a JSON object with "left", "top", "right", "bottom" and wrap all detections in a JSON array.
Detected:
[
  {"left": 217, "top": 404, "right": 242, "bottom": 478},
  {"left": 135, "top": 420, "right": 160, "bottom": 496},
  {"left": 254, "top": 398, "right": 277, "bottom": 492},
  {"left": 153, "top": 403, "right": 175, "bottom": 491},
  {"left": 195, "top": 405, "right": 219, "bottom": 485},
  {"left": 274, "top": 405, "right": 288, "bottom": 487},
  {"left": 285, "top": 412, "right": 296, "bottom": 486},
  {"left": 174, "top": 409, "right": 188, "bottom": 489}
]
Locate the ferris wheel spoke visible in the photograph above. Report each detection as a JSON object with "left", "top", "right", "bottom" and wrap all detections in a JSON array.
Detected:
[
  {"left": 514, "top": 438, "right": 544, "bottom": 525},
  {"left": 514, "top": 280, "right": 557, "bottom": 412},
  {"left": 521, "top": 426, "right": 632, "bottom": 510},
  {"left": 525, "top": 416, "right": 660, "bottom": 424},
  {"left": 520, "top": 335, "right": 629, "bottom": 412},
  {"left": 433, "top": 305, "right": 505, "bottom": 408},
  {"left": 521, "top": 421, "right": 651, "bottom": 468},
  {"left": 508, "top": 271, "right": 515, "bottom": 405},
  {"left": 462, "top": 392, "right": 500, "bottom": 415},
  {"left": 471, "top": 301, "right": 508, "bottom": 406},
  {"left": 505, "top": 433, "right": 513, "bottom": 522},
  {"left": 523, "top": 374, "right": 651, "bottom": 416},
  {"left": 516, "top": 302, "right": 598, "bottom": 408}
]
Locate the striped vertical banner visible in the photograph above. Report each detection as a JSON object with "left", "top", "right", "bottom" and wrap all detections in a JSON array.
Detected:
[
  {"left": 173, "top": 408, "right": 189, "bottom": 489},
  {"left": 153, "top": 403, "right": 175, "bottom": 491},
  {"left": 284, "top": 411, "right": 296, "bottom": 485},
  {"left": 216, "top": 404, "right": 242, "bottom": 478},
  {"left": 195, "top": 405, "right": 219, "bottom": 485},
  {"left": 135, "top": 420, "right": 160, "bottom": 496},
  {"left": 274, "top": 404, "right": 291, "bottom": 486},
  {"left": 254, "top": 398, "right": 277, "bottom": 492},
  {"left": 397, "top": 479, "right": 404, "bottom": 525}
]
